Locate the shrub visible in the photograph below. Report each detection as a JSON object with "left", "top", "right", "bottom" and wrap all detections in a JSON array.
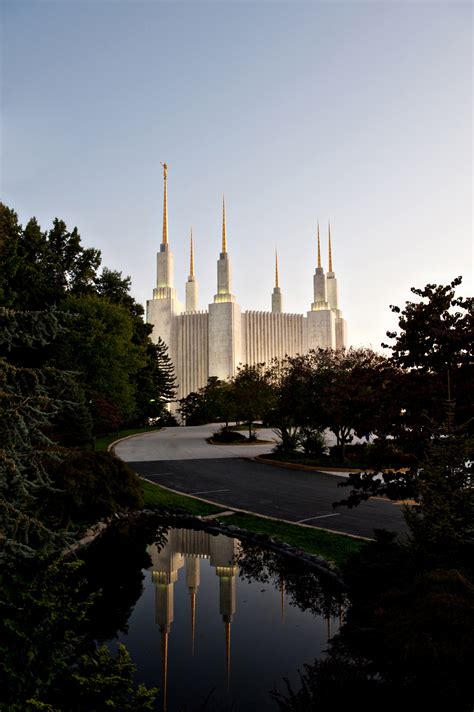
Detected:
[
  {"left": 364, "top": 441, "right": 416, "bottom": 468},
  {"left": 46, "top": 451, "right": 143, "bottom": 526},
  {"left": 211, "top": 429, "right": 247, "bottom": 443},
  {"left": 157, "top": 411, "right": 179, "bottom": 427},
  {"left": 272, "top": 426, "right": 301, "bottom": 454},
  {"left": 329, "top": 443, "right": 367, "bottom": 464},
  {"left": 299, "top": 428, "right": 328, "bottom": 457}
]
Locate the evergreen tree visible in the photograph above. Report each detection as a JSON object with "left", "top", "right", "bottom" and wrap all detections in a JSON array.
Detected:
[
  {"left": 153, "top": 336, "right": 177, "bottom": 410},
  {"left": 0, "top": 307, "right": 69, "bottom": 560},
  {"left": 0, "top": 204, "right": 22, "bottom": 307}
]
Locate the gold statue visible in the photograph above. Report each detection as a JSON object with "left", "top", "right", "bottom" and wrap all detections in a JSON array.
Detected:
[{"left": 161, "top": 162, "right": 168, "bottom": 179}]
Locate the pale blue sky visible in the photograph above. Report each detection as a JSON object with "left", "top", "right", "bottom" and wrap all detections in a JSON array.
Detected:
[{"left": 1, "top": 0, "right": 472, "bottom": 348}]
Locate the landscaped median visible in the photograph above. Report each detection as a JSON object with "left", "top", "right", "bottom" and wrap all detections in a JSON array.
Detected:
[
  {"left": 141, "top": 479, "right": 367, "bottom": 567},
  {"left": 256, "top": 452, "right": 411, "bottom": 474}
]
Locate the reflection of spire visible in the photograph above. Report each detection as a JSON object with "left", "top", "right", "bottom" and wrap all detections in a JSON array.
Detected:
[
  {"left": 326, "top": 614, "right": 331, "bottom": 641},
  {"left": 317, "top": 222, "right": 321, "bottom": 268},
  {"left": 186, "top": 556, "right": 200, "bottom": 655},
  {"left": 213, "top": 535, "right": 238, "bottom": 692},
  {"left": 280, "top": 577, "right": 285, "bottom": 623},
  {"left": 161, "top": 162, "right": 168, "bottom": 245},
  {"left": 225, "top": 620, "right": 231, "bottom": 689},
  {"left": 190, "top": 591, "right": 196, "bottom": 655},
  {"left": 222, "top": 196, "right": 227, "bottom": 254},
  {"left": 160, "top": 626, "right": 169, "bottom": 712},
  {"left": 328, "top": 222, "right": 333, "bottom": 272}
]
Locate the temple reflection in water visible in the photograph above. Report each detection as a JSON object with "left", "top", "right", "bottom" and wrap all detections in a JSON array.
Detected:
[{"left": 148, "top": 529, "right": 239, "bottom": 710}]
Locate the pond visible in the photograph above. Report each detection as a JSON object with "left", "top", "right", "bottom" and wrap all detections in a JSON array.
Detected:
[{"left": 83, "top": 519, "right": 344, "bottom": 711}]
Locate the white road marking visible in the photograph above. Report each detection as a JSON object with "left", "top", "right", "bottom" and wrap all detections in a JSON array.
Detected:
[
  {"left": 298, "top": 513, "right": 341, "bottom": 523},
  {"left": 191, "top": 488, "right": 230, "bottom": 495}
]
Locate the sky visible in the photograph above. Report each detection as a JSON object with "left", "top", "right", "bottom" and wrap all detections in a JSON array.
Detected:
[{"left": 1, "top": 0, "right": 472, "bottom": 349}]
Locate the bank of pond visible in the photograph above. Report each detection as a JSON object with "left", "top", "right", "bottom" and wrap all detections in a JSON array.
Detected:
[{"left": 81, "top": 516, "right": 344, "bottom": 711}]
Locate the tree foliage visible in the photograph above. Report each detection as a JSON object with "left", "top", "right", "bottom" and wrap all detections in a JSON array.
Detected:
[
  {"left": 233, "top": 363, "right": 274, "bottom": 438},
  {"left": 0, "top": 203, "right": 178, "bottom": 432},
  {"left": 383, "top": 276, "right": 473, "bottom": 427}
]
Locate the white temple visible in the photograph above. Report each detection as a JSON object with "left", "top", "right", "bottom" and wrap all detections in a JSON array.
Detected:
[{"left": 146, "top": 164, "right": 348, "bottom": 400}]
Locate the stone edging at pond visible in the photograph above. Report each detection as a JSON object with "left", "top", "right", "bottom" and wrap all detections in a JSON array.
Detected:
[
  {"left": 70, "top": 508, "right": 345, "bottom": 587},
  {"left": 63, "top": 513, "right": 125, "bottom": 555}
]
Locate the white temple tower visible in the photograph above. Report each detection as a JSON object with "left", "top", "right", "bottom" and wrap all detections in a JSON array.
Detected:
[
  {"left": 208, "top": 198, "right": 242, "bottom": 380},
  {"left": 326, "top": 223, "right": 347, "bottom": 349},
  {"left": 271, "top": 251, "right": 283, "bottom": 313},
  {"left": 307, "top": 223, "right": 336, "bottom": 349},
  {"left": 185, "top": 230, "right": 199, "bottom": 312},
  {"left": 146, "top": 163, "right": 183, "bottom": 367}
]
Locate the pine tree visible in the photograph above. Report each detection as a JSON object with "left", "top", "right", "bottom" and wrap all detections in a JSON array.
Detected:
[
  {"left": 153, "top": 336, "right": 177, "bottom": 408},
  {"left": 0, "top": 308, "right": 69, "bottom": 560}
]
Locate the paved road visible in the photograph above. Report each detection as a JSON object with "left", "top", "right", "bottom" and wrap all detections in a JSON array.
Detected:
[
  {"left": 114, "top": 424, "right": 280, "bottom": 461},
  {"left": 115, "top": 426, "right": 407, "bottom": 539}
]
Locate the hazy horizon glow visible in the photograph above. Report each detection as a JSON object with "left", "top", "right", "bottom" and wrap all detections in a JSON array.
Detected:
[{"left": 1, "top": 1, "right": 472, "bottom": 349}]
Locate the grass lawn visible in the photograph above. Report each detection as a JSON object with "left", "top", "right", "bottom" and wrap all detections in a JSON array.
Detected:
[
  {"left": 141, "top": 479, "right": 222, "bottom": 516},
  {"left": 95, "top": 426, "right": 161, "bottom": 452},
  {"left": 141, "top": 479, "right": 366, "bottom": 567}
]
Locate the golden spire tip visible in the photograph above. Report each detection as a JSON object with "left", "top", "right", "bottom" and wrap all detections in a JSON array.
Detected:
[
  {"left": 328, "top": 221, "right": 333, "bottom": 272},
  {"left": 161, "top": 162, "right": 168, "bottom": 245},
  {"left": 275, "top": 250, "right": 279, "bottom": 289},
  {"left": 221, "top": 195, "right": 227, "bottom": 254},
  {"left": 190, "top": 228, "right": 194, "bottom": 277},
  {"left": 317, "top": 221, "right": 321, "bottom": 269}
]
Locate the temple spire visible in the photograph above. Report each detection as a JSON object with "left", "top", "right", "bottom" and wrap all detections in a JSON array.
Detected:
[
  {"left": 317, "top": 222, "right": 322, "bottom": 269},
  {"left": 272, "top": 248, "right": 283, "bottom": 313},
  {"left": 161, "top": 162, "right": 168, "bottom": 245},
  {"left": 189, "top": 229, "right": 194, "bottom": 277},
  {"left": 221, "top": 196, "right": 227, "bottom": 254},
  {"left": 328, "top": 222, "right": 333, "bottom": 272}
]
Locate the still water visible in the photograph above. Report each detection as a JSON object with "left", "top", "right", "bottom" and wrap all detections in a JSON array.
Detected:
[{"left": 86, "top": 522, "right": 343, "bottom": 711}]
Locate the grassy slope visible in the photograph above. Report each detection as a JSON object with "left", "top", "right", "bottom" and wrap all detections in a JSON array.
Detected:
[{"left": 141, "top": 479, "right": 365, "bottom": 566}]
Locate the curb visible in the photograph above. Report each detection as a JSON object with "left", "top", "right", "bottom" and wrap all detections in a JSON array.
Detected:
[
  {"left": 207, "top": 437, "right": 274, "bottom": 446},
  {"left": 107, "top": 428, "right": 165, "bottom": 453},
  {"left": 255, "top": 455, "right": 358, "bottom": 475}
]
